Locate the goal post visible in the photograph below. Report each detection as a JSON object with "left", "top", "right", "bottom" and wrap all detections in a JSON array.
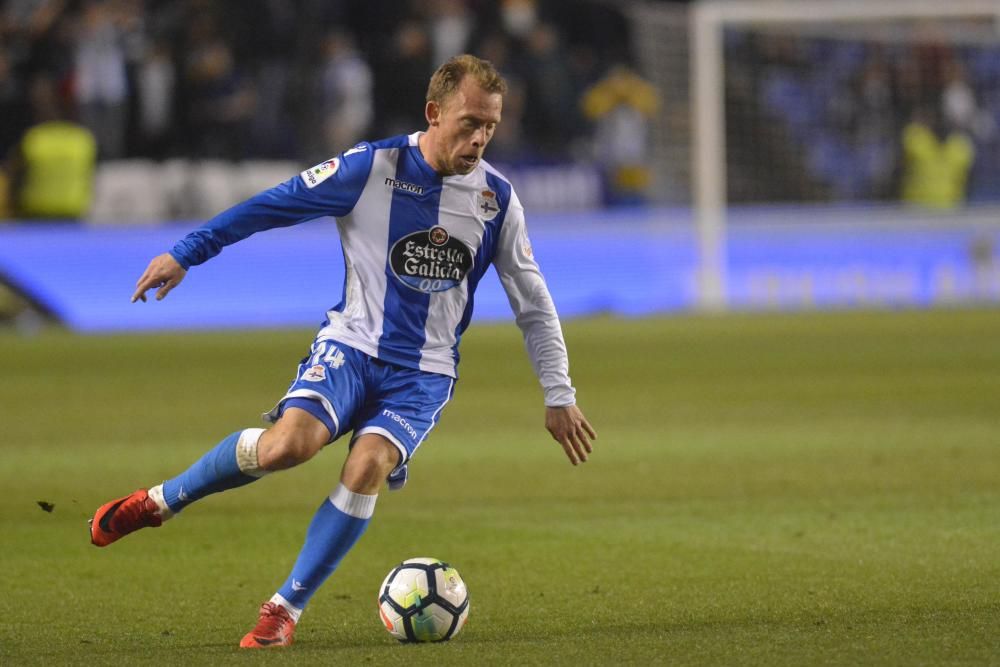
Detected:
[{"left": 686, "top": 0, "right": 1000, "bottom": 310}]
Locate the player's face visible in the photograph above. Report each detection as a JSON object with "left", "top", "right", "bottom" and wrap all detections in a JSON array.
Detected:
[{"left": 425, "top": 77, "right": 502, "bottom": 176}]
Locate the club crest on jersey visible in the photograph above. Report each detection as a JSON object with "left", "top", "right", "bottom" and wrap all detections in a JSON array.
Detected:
[
  {"left": 300, "top": 158, "right": 339, "bottom": 189},
  {"left": 429, "top": 225, "right": 449, "bottom": 246},
  {"left": 477, "top": 189, "right": 500, "bottom": 221},
  {"left": 389, "top": 227, "right": 474, "bottom": 293}
]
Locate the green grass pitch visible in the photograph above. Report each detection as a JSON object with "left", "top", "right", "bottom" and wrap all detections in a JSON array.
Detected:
[{"left": 2, "top": 309, "right": 999, "bottom": 665}]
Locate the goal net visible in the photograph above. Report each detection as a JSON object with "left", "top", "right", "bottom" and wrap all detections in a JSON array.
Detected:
[{"left": 629, "top": 0, "right": 1000, "bottom": 309}]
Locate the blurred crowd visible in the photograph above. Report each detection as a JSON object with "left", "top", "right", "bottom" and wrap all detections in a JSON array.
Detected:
[
  {"left": 732, "top": 29, "right": 1000, "bottom": 206},
  {"left": 0, "top": 0, "right": 640, "bottom": 164},
  {"left": 18, "top": 1, "right": 992, "bottom": 219},
  {"left": 2, "top": 0, "right": 680, "bottom": 218}
]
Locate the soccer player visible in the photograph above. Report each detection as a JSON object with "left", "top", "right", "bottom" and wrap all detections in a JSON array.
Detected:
[{"left": 89, "top": 54, "right": 596, "bottom": 649}]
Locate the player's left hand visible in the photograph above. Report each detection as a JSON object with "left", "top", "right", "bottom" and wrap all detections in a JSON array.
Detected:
[{"left": 545, "top": 405, "right": 596, "bottom": 466}]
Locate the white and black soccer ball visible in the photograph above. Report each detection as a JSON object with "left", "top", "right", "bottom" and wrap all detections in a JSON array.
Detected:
[{"left": 377, "top": 557, "right": 470, "bottom": 642}]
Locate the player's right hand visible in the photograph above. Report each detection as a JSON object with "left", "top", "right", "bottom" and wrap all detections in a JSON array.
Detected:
[{"left": 131, "top": 253, "right": 187, "bottom": 303}]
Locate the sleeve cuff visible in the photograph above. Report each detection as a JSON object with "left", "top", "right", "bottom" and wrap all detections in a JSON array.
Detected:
[
  {"left": 543, "top": 384, "right": 576, "bottom": 407},
  {"left": 168, "top": 248, "right": 191, "bottom": 270}
]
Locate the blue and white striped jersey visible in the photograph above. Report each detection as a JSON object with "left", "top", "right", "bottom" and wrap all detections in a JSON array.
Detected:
[{"left": 170, "top": 132, "right": 575, "bottom": 406}]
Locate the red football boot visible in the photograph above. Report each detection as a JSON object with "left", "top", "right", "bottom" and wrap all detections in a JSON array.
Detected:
[
  {"left": 89, "top": 489, "right": 162, "bottom": 547},
  {"left": 240, "top": 602, "right": 296, "bottom": 648}
]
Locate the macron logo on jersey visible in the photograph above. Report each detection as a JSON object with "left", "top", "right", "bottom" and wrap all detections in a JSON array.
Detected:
[
  {"left": 301, "top": 158, "right": 340, "bottom": 189},
  {"left": 385, "top": 177, "right": 424, "bottom": 196}
]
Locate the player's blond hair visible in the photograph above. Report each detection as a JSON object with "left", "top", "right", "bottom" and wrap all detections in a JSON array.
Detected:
[{"left": 426, "top": 54, "right": 508, "bottom": 106}]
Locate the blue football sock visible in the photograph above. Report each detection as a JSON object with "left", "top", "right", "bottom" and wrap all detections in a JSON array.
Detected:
[
  {"left": 276, "top": 484, "right": 377, "bottom": 611},
  {"left": 162, "top": 429, "right": 267, "bottom": 513}
]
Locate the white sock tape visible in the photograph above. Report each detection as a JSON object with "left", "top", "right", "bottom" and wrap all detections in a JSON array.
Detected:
[
  {"left": 147, "top": 484, "right": 175, "bottom": 521},
  {"left": 270, "top": 593, "right": 302, "bottom": 623},
  {"left": 236, "top": 428, "right": 268, "bottom": 477},
  {"left": 329, "top": 483, "right": 378, "bottom": 519}
]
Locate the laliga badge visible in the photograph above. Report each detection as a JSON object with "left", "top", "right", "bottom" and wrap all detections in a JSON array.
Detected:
[
  {"left": 477, "top": 189, "right": 500, "bottom": 221},
  {"left": 303, "top": 364, "right": 327, "bottom": 382},
  {"left": 300, "top": 157, "right": 340, "bottom": 189}
]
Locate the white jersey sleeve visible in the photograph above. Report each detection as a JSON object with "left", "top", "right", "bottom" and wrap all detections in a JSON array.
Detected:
[{"left": 493, "top": 190, "right": 576, "bottom": 407}]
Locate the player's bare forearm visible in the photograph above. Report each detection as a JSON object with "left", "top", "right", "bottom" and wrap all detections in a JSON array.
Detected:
[
  {"left": 545, "top": 405, "right": 596, "bottom": 466},
  {"left": 131, "top": 253, "right": 187, "bottom": 303}
]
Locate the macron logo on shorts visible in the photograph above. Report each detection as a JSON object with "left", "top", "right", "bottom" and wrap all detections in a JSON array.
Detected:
[{"left": 382, "top": 409, "right": 418, "bottom": 440}]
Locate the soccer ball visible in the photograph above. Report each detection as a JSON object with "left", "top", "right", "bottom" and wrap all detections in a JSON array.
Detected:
[{"left": 377, "top": 557, "right": 470, "bottom": 642}]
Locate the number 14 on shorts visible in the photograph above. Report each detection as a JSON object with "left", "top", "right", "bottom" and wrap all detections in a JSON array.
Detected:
[
  {"left": 311, "top": 342, "right": 346, "bottom": 370},
  {"left": 301, "top": 342, "right": 346, "bottom": 383}
]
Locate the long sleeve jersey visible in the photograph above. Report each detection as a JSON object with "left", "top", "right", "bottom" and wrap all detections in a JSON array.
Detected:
[{"left": 169, "top": 132, "right": 576, "bottom": 406}]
